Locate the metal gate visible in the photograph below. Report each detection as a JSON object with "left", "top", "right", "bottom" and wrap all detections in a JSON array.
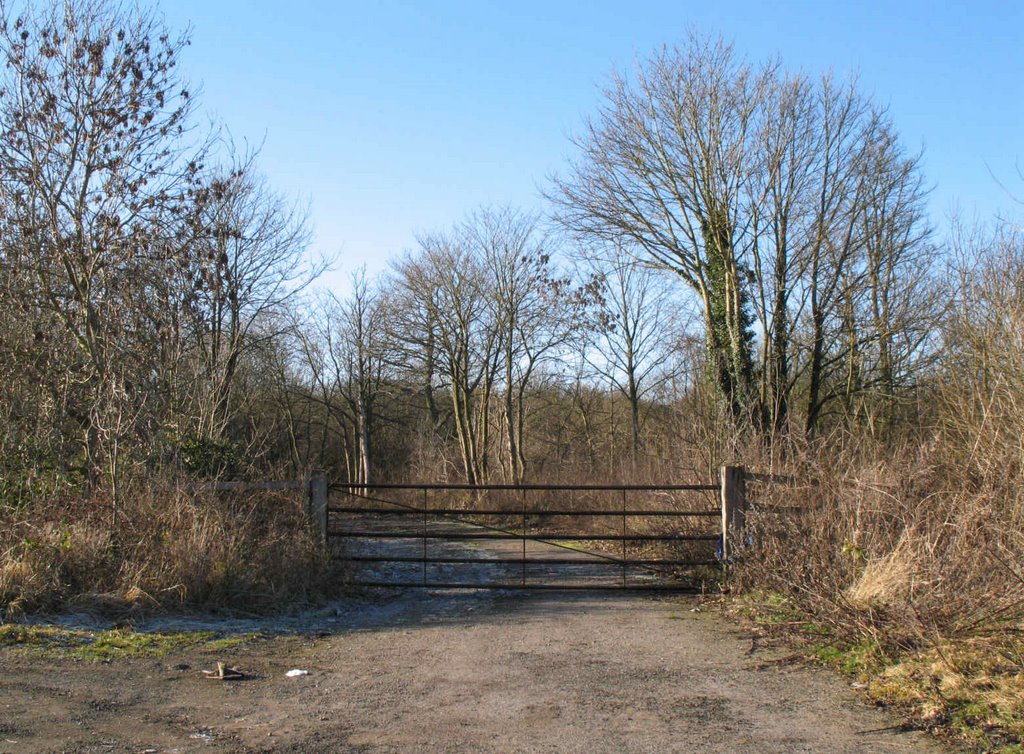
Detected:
[{"left": 326, "top": 482, "right": 724, "bottom": 591}]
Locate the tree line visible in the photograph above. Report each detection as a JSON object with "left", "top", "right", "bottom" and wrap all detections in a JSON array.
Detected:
[{"left": 0, "top": 1, "right": 1009, "bottom": 504}]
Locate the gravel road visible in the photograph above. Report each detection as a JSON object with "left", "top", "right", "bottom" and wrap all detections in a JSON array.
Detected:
[{"left": 1, "top": 587, "right": 951, "bottom": 753}]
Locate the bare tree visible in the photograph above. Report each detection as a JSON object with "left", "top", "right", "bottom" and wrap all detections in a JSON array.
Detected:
[
  {"left": 391, "top": 230, "right": 500, "bottom": 484},
  {"left": 335, "top": 269, "right": 392, "bottom": 484},
  {"left": 0, "top": 0, "right": 202, "bottom": 492},
  {"left": 288, "top": 279, "right": 391, "bottom": 486},
  {"left": 0, "top": 2, "right": 328, "bottom": 494},
  {"left": 551, "top": 33, "right": 936, "bottom": 438},
  {"left": 177, "top": 153, "right": 316, "bottom": 444},
  {"left": 388, "top": 207, "right": 579, "bottom": 483},
  {"left": 549, "top": 34, "right": 767, "bottom": 422},
  {"left": 578, "top": 245, "right": 685, "bottom": 463},
  {"left": 850, "top": 128, "right": 936, "bottom": 431},
  {"left": 472, "top": 207, "right": 575, "bottom": 483}
]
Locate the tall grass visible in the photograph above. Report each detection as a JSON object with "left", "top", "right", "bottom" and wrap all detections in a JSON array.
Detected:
[
  {"left": 738, "top": 438, "right": 1024, "bottom": 645},
  {"left": 729, "top": 227, "right": 1024, "bottom": 747},
  {"left": 0, "top": 477, "right": 345, "bottom": 619}
]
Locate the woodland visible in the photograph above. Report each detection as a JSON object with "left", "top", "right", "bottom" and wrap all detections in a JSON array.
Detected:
[{"left": 0, "top": 2, "right": 1021, "bottom": 747}]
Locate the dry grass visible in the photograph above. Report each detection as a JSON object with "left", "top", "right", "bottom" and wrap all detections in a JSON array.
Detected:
[
  {"left": 0, "top": 478, "right": 347, "bottom": 619},
  {"left": 730, "top": 236, "right": 1024, "bottom": 748},
  {"left": 868, "top": 635, "right": 1024, "bottom": 750},
  {"left": 736, "top": 435, "right": 1024, "bottom": 645},
  {"left": 732, "top": 424, "right": 1024, "bottom": 750}
]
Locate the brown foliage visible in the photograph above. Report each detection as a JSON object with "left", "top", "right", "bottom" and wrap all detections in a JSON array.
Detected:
[
  {"left": 0, "top": 478, "right": 345, "bottom": 619},
  {"left": 736, "top": 223, "right": 1024, "bottom": 647}
]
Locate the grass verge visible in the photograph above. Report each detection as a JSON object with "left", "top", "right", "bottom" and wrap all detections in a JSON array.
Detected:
[{"left": 734, "top": 592, "right": 1024, "bottom": 753}]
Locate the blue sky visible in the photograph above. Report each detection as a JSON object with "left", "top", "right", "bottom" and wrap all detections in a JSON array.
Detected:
[{"left": 161, "top": 0, "right": 1023, "bottom": 292}]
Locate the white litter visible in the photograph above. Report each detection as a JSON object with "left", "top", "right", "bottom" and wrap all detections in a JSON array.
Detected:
[{"left": 286, "top": 669, "right": 309, "bottom": 677}]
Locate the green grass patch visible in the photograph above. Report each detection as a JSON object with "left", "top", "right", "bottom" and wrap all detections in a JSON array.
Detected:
[
  {"left": 865, "top": 637, "right": 1024, "bottom": 753},
  {"left": 813, "top": 639, "right": 887, "bottom": 679},
  {"left": 799, "top": 621, "right": 832, "bottom": 637},
  {"left": 544, "top": 540, "right": 588, "bottom": 551},
  {"left": 734, "top": 589, "right": 801, "bottom": 625},
  {"left": 0, "top": 624, "right": 259, "bottom": 661},
  {"left": 811, "top": 633, "right": 1023, "bottom": 752}
]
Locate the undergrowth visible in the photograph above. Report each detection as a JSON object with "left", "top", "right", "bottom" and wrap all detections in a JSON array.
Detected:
[
  {"left": 0, "top": 477, "right": 348, "bottom": 619},
  {"left": 735, "top": 586, "right": 1024, "bottom": 753},
  {"left": 723, "top": 240, "right": 1024, "bottom": 751},
  {"left": 810, "top": 633, "right": 1024, "bottom": 753}
]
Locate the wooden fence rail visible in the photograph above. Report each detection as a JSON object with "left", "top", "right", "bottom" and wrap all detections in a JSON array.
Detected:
[{"left": 209, "top": 471, "right": 328, "bottom": 544}]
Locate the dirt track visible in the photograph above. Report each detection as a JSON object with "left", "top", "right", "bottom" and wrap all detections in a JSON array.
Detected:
[{"left": 1, "top": 588, "right": 951, "bottom": 753}]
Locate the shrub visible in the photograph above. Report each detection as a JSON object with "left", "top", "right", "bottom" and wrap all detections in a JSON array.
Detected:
[{"left": 0, "top": 477, "right": 346, "bottom": 619}]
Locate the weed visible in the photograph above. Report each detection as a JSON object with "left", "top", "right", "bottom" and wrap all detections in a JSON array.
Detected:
[
  {"left": 0, "top": 477, "right": 349, "bottom": 617},
  {"left": 813, "top": 639, "right": 886, "bottom": 679},
  {"left": 744, "top": 605, "right": 1024, "bottom": 752},
  {"left": 863, "top": 637, "right": 1024, "bottom": 751}
]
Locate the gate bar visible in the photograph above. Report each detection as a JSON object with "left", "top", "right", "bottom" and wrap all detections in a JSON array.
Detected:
[
  {"left": 328, "top": 506, "right": 719, "bottom": 517},
  {"left": 346, "top": 555, "right": 719, "bottom": 566},
  {"left": 330, "top": 531, "right": 718, "bottom": 542},
  {"left": 331, "top": 483, "right": 717, "bottom": 491},
  {"left": 350, "top": 581, "right": 703, "bottom": 592}
]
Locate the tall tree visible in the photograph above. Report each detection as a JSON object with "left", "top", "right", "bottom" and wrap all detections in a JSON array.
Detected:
[
  {"left": 549, "top": 34, "right": 769, "bottom": 422},
  {"left": 179, "top": 154, "right": 315, "bottom": 443},
  {"left": 551, "top": 33, "right": 934, "bottom": 437},
  {"left": 0, "top": 0, "right": 201, "bottom": 491},
  {"left": 392, "top": 231, "right": 499, "bottom": 484},
  {"left": 578, "top": 245, "right": 683, "bottom": 463},
  {"left": 472, "top": 207, "right": 574, "bottom": 483}
]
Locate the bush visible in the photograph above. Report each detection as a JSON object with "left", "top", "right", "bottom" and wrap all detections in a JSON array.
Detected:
[
  {"left": 736, "top": 438, "right": 1024, "bottom": 648},
  {"left": 0, "top": 478, "right": 346, "bottom": 619}
]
